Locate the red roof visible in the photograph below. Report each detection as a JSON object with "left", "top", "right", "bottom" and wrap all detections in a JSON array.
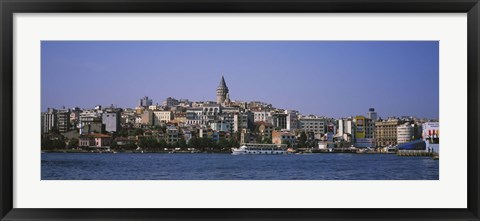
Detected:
[{"left": 81, "top": 133, "right": 111, "bottom": 138}]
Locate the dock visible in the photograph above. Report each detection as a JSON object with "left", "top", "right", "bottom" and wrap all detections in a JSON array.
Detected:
[{"left": 397, "top": 150, "right": 438, "bottom": 157}]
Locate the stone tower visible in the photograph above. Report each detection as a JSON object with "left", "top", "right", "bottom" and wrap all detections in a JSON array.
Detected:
[{"left": 216, "top": 75, "right": 229, "bottom": 104}]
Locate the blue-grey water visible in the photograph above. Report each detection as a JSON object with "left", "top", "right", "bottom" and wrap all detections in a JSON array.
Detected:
[{"left": 41, "top": 153, "right": 439, "bottom": 180}]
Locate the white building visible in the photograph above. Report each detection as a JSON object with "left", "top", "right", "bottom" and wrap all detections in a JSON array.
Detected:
[
  {"left": 186, "top": 107, "right": 205, "bottom": 125},
  {"left": 253, "top": 111, "right": 272, "bottom": 123},
  {"left": 285, "top": 110, "right": 299, "bottom": 130},
  {"left": 210, "top": 121, "right": 231, "bottom": 132},
  {"left": 397, "top": 123, "right": 414, "bottom": 144},
  {"left": 202, "top": 104, "right": 221, "bottom": 122},
  {"left": 367, "top": 108, "right": 378, "bottom": 121},
  {"left": 102, "top": 111, "right": 120, "bottom": 133},
  {"left": 422, "top": 122, "right": 439, "bottom": 153},
  {"left": 299, "top": 115, "right": 327, "bottom": 135},
  {"left": 153, "top": 111, "right": 173, "bottom": 125},
  {"left": 148, "top": 105, "right": 161, "bottom": 111},
  {"left": 337, "top": 118, "right": 355, "bottom": 142},
  {"left": 41, "top": 108, "right": 57, "bottom": 134}
]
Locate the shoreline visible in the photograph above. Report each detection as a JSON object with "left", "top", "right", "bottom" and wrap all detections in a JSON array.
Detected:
[{"left": 41, "top": 149, "right": 401, "bottom": 155}]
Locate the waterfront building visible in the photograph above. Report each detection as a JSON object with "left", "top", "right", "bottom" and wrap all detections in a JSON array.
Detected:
[
  {"left": 397, "top": 123, "right": 415, "bottom": 144},
  {"left": 413, "top": 122, "right": 423, "bottom": 140},
  {"left": 367, "top": 108, "right": 378, "bottom": 121},
  {"left": 56, "top": 108, "right": 71, "bottom": 133},
  {"left": 272, "top": 130, "right": 296, "bottom": 146},
  {"left": 143, "top": 129, "right": 165, "bottom": 142},
  {"left": 102, "top": 110, "right": 121, "bottom": 133},
  {"left": 138, "top": 96, "right": 152, "bottom": 108},
  {"left": 337, "top": 118, "right": 355, "bottom": 142},
  {"left": 375, "top": 118, "right": 402, "bottom": 147},
  {"left": 78, "top": 133, "right": 111, "bottom": 148},
  {"left": 153, "top": 110, "right": 173, "bottom": 125},
  {"left": 114, "top": 137, "right": 137, "bottom": 147},
  {"left": 298, "top": 115, "right": 326, "bottom": 135},
  {"left": 422, "top": 121, "right": 439, "bottom": 153},
  {"left": 216, "top": 76, "right": 229, "bottom": 105},
  {"left": 41, "top": 108, "right": 57, "bottom": 134},
  {"left": 354, "top": 116, "right": 375, "bottom": 147},
  {"left": 366, "top": 118, "right": 375, "bottom": 139}
]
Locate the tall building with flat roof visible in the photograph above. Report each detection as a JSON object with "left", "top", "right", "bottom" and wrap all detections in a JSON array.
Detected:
[
  {"left": 56, "top": 109, "right": 70, "bottom": 133},
  {"left": 299, "top": 115, "right": 327, "bottom": 135},
  {"left": 102, "top": 110, "right": 121, "bottom": 133},
  {"left": 375, "top": 118, "right": 402, "bottom": 147},
  {"left": 397, "top": 123, "right": 414, "bottom": 144},
  {"left": 42, "top": 108, "right": 57, "bottom": 134},
  {"left": 367, "top": 108, "right": 378, "bottom": 121},
  {"left": 138, "top": 96, "right": 152, "bottom": 107}
]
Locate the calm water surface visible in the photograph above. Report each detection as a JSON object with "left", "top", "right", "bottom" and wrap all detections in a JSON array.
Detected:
[{"left": 41, "top": 153, "right": 439, "bottom": 180}]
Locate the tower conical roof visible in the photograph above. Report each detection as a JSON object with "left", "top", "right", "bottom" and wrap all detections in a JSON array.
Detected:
[{"left": 218, "top": 75, "right": 227, "bottom": 88}]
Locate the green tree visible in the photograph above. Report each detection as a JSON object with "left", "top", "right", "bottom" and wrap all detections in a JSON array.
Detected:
[
  {"left": 177, "top": 138, "right": 187, "bottom": 150},
  {"left": 139, "top": 138, "right": 158, "bottom": 150},
  {"left": 129, "top": 128, "right": 144, "bottom": 136},
  {"left": 110, "top": 141, "right": 118, "bottom": 150},
  {"left": 298, "top": 131, "right": 307, "bottom": 148},
  {"left": 41, "top": 138, "right": 66, "bottom": 150},
  {"left": 282, "top": 140, "right": 292, "bottom": 148},
  {"left": 218, "top": 138, "right": 230, "bottom": 149},
  {"left": 229, "top": 138, "right": 239, "bottom": 148},
  {"left": 116, "top": 129, "right": 128, "bottom": 137},
  {"left": 262, "top": 137, "right": 272, "bottom": 144},
  {"left": 123, "top": 142, "right": 137, "bottom": 150},
  {"left": 158, "top": 139, "right": 169, "bottom": 149},
  {"left": 69, "top": 138, "right": 79, "bottom": 149}
]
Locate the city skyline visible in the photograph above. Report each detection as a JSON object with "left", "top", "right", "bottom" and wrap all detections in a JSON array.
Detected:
[{"left": 42, "top": 41, "right": 439, "bottom": 119}]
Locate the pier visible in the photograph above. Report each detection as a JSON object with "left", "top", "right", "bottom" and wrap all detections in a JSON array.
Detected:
[{"left": 397, "top": 150, "right": 437, "bottom": 157}]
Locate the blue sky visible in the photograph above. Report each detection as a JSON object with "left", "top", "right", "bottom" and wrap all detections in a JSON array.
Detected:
[{"left": 41, "top": 41, "right": 439, "bottom": 119}]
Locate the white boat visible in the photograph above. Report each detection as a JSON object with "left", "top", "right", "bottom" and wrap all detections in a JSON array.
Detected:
[{"left": 231, "top": 143, "right": 288, "bottom": 155}]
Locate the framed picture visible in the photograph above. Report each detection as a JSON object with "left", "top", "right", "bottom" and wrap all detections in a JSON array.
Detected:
[{"left": 1, "top": 0, "right": 479, "bottom": 220}]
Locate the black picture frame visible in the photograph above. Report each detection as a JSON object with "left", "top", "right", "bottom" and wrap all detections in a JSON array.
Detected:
[{"left": 1, "top": 0, "right": 479, "bottom": 220}]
